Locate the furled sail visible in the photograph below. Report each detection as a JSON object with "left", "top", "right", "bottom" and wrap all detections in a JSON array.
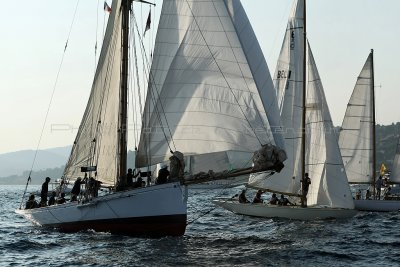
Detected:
[
  {"left": 249, "top": 0, "right": 304, "bottom": 195},
  {"left": 63, "top": 0, "right": 122, "bottom": 185},
  {"left": 338, "top": 53, "right": 373, "bottom": 184},
  {"left": 249, "top": 0, "right": 353, "bottom": 209},
  {"left": 136, "top": 0, "right": 284, "bottom": 173},
  {"left": 389, "top": 138, "right": 400, "bottom": 184}
]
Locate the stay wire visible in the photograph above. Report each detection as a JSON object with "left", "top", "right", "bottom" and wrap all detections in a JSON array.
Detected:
[{"left": 19, "top": 0, "right": 81, "bottom": 209}]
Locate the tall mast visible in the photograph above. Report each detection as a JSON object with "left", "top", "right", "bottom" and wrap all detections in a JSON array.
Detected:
[
  {"left": 371, "top": 49, "right": 377, "bottom": 197},
  {"left": 300, "top": 0, "right": 307, "bottom": 207},
  {"left": 118, "top": 0, "right": 132, "bottom": 187}
]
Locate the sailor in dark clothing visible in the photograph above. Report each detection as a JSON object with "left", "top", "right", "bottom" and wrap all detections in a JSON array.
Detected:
[
  {"left": 126, "top": 168, "right": 134, "bottom": 187},
  {"left": 302, "top": 173, "right": 311, "bottom": 197},
  {"left": 252, "top": 190, "right": 264, "bottom": 204},
  {"left": 239, "top": 189, "right": 250, "bottom": 203},
  {"left": 25, "top": 194, "right": 39, "bottom": 209},
  {"left": 48, "top": 191, "right": 56, "bottom": 206},
  {"left": 156, "top": 165, "right": 170, "bottom": 185},
  {"left": 278, "top": 194, "right": 293, "bottom": 206},
  {"left": 57, "top": 192, "right": 66, "bottom": 204},
  {"left": 40, "top": 177, "right": 51, "bottom": 206},
  {"left": 71, "top": 177, "right": 84, "bottom": 201}
]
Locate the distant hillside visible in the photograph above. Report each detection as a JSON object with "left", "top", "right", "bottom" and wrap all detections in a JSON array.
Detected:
[
  {"left": 0, "top": 146, "right": 71, "bottom": 177},
  {"left": 0, "top": 123, "right": 398, "bottom": 185},
  {"left": 0, "top": 150, "right": 136, "bottom": 185}
]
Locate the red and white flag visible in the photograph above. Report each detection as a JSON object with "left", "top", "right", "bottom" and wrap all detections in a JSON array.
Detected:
[{"left": 104, "top": 2, "right": 112, "bottom": 13}]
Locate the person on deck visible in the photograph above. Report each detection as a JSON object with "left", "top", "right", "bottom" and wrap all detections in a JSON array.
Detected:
[
  {"left": 252, "top": 190, "right": 264, "bottom": 204},
  {"left": 71, "top": 177, "right": 84, "bottom": 201},
  {"left": 302, "top": 173, "right": 311, "bottom": 197},
  {"left": 278, "top": 194, "right": 293, "bottom": 206},
  {"left": 365, "top": 189, "right": 371, "bottom": 200},
  {"left": 57, "top": 192, "right": 66, "bottom": 204},
  {"left": 40, "top": 177, "right": 51, "bottom": 206},
  {"left": 25, "top": 194, "right": 38, "bottom": 209},
  {"left": 126, "top": 168, "right": 134, "bottom": 187},
  {"left": 355, "top": 190, "right": 361, "bottom": 200},
  {"left": 156, "top": 165, "right": 170, "bottom": 185},
  {"left": 238, "top": 189, "right": 249, "bottom": 203},
  {"left": 376, "top": 176, "right": 383, "bottom": 200},
  {"left": 48, "top": 191, "right": 56, "bottom": 206},
  {"left": 269, "top": 193, "right": 278, "bottom": 205}
]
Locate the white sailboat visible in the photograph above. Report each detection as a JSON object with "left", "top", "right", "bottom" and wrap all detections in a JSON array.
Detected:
[
  {"left": 339, "top": 50, "right": 400, "bottom": 212},
  {"left": 213, "top": 0, "right": 357, "bottom": 220},
  {"left": 16, "top": 0, "right": 286, "bottom": 236}
]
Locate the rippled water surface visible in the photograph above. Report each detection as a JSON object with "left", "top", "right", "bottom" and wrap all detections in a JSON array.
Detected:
[{"left": 1, "top": 185, "right": 399, "bottom": 266}]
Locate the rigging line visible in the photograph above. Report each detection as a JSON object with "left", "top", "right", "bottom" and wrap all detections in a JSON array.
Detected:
[
  {"left": 130, "top": 15, "right": 144, "bottom": 149},
  {"left": 211, "top": 0, "right": 272, "bottom": 146},
  {"left": 184, "top": 0, "right": 262, "bottom": 145},
  {"left": 95, "top": 0, "right": 100, "bottom": 74},
  {"left": 20, "top": 0, "right": 81, "bottom": 209},
  {"left": 131, "top": 11, "right": 177, "bottom": 152}
]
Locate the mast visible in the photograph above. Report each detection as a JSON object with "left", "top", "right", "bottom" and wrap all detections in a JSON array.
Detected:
[
  {"left": 371, "top": 49, "right": 376, "bottom": 197},
  {"left": 118, "top": 0, "right": 132, "bottom": 187},
  {"left": 300, "top": 0, "right": 307, "bottom": 207}
]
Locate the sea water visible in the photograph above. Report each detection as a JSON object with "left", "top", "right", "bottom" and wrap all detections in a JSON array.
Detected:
[{"left": 1, "top": 185, "right": 399, "bottom": 266}]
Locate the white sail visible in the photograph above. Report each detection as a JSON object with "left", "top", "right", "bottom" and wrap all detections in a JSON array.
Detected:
[
  {"left": 63, "top": 0, "right": 123, "bottom": 185},
  {"left": 389, "top": 138, "right": 400, "bottom": 184},
  {"left": 338, "top": 53, "right": 373, "bottom": 184},
  {"left": 249, "top": 0, "right": 304, "bottom": 195},
  {"left": 305, "top": 46, "right": 354, "bottom": 209},
  {"left": 249, "top": 0, "right": 353, "bottom": 209},
  {"left": 136, "top": 0, "right": 284, "bottom": 172}
]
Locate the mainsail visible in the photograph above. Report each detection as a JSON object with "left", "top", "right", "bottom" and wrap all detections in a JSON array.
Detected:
[
  {"left": 389, "top": 138, "right": 400, "bottom": 184},
  {"left": 249, "top": 0, "right": 353, "bottom": 208},
  {"left": 136, "top": 0, "right": 284, "bottom": 173},
  {"left": 63, "top": 0, "right": 123, "bottom": 185},
  {"left": 338, "top": 52, "right": 374, "bottom": 184}
]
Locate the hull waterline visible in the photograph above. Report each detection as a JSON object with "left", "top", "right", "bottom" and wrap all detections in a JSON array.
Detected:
[
  {"left": 354, "top": 199, "right": 400, "bottom": 212},
  {"left": 16, "top": 182, "right": 187, "bottom": 237},
  {"left": 213, "top": 199, "right": 357, "bottom": 220}
]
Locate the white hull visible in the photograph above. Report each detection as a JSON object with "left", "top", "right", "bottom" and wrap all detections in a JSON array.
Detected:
[
  {"left": 16, "top": 183, "right": 188, "bottom": 236},
  {"left": 213, "top": 199, "right": 357, "bottom": 220},
  {"left": 354, "top": 199, "right": 400, "bottom": 212}
]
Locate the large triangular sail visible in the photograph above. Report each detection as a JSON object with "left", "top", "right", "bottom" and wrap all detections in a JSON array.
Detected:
[
  {"left": 63, "top": 0, "right": 123, "bottom": 185},
  {"left": 249, "top": 0, "right": 353, "bottom": 209},
  {"left": 249, "top": 0, "right": 304, "bottom": 195},
  {"left": 136, "top": 0, "right": 284, "bottom": 173},
  {"left": 305, "top": 45, "right": 354, "bottom": 208},
  {"left": 338, "top": 53, "right": 374, "bottom": 184},
  {"left": 389, "top": 137, "right": 400, "bottom": 184}
]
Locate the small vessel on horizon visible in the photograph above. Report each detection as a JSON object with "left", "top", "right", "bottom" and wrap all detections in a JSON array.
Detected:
[{"left": 339, "top": 50, "right": 400, "bottom": 212}]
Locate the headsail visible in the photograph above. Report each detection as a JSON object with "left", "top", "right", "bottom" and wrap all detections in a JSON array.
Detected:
[
  {"left": 305, "top": 45, "right": 353, "bottom": 209},
  {"left": 136, "top": 0, "right": 284, "bottom": 172},
  {"left": 389, "top": 137, "right": 400, "bottom": 184},
  {"left": 338, "top": 52, "right": 374, "bottom": 184},
  {"left": 249, "top": 0, "right": 304, "bottom": 195},
  {"left": 63, "top": 0, "right": 123, "bottom": 185}
]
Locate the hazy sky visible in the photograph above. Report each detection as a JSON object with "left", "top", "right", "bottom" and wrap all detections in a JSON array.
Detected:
[{"left": 1, "top": 0, "right": 399, "bottom": 154}]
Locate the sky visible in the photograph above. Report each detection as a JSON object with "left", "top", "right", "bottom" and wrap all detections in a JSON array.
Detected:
[{"left": 0, "top": 0, "right": 399, "bottom": 154}]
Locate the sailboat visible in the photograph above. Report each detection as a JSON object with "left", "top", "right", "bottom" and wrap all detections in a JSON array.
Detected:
[
  {"left": 16, "top": 0, "right": 287, "bottom": 236},
  {"left": 213, "top": 0, "right": 357, "bottom": 220},
  {"left": 339, "top": 50, "right": 400, "bottom": 212}
]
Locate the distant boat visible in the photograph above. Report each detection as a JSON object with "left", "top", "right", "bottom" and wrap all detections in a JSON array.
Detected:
[
  {"left": 214, "top": 0, "right": 357, "bottom": 220},
  {"left": 16, "top": 0, "right": 286, "bottom": 236},
  {"left": 339, "top": 54, "right": 400, "bottom": 212}
]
